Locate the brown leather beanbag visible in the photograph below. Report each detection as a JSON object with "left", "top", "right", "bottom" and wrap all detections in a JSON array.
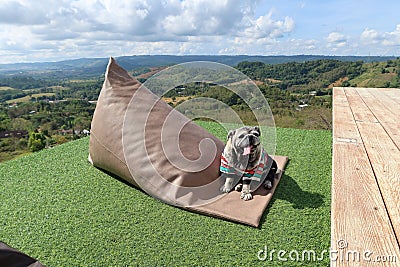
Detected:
[{"left": 89, "top": 58, "right": 288, "bottom": 227}]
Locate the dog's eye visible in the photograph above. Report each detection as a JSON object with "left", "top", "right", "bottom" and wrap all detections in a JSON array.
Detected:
[
  {"left": 252, "top": 132, "right": 260, "bottom": 137},
  {"left": 238, "top": 134, "right": 245, "bottom": 139}
]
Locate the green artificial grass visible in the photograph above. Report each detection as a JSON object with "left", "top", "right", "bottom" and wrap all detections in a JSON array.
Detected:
[{"left": 0, "top": 124, "right": 332, "bottom": 266}]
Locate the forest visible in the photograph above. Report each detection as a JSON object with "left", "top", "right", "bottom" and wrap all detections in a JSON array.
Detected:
[{"left": 0, "top": 57, "right": 399, "bottom": 162}]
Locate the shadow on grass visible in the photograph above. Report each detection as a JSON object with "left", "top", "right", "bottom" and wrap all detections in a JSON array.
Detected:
[
  {"left": 260, "top": 173, "right": 325, "bottom": 226},
  {"left": 92, "top": 165, "right": 142, "bottom": 191},
  {"left": 277, "top": 173, "right": 325, "bottom": 209}
]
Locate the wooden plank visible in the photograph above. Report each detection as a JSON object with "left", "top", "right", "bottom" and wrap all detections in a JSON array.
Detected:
[
  {"left": 344, "top": 88, "right": 379, "bottom": 123},
  {"left": 332, "top": 144, "right": 400, "bottom": 266},
  {"left": 365, "top": 88, "right": 400, "bottom": 118},
  {"left": 380, "top": 88, "right": 400, "bottom": 105},
  {"left": 333, "top": 88, "right": 362, "bottom": 144},
  {"left": 345, "top": 88, "right": 400, "bottom": 245},
  {"left": 331, "top": 88, "right": 400, "bottom": 266},
  {"left": 356, "top": 121, "right": 400, "bottom": 245},
  {"left": 356, "top": 88, "right": 400, "bottom": 151}
]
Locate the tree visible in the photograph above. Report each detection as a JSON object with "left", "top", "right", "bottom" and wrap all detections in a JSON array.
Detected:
[
  {"left": 11, "top": 118, "right": 32, "bottom": 131},
  {"left": 28, "top": 131, "right": 46, "bottom": 152}
]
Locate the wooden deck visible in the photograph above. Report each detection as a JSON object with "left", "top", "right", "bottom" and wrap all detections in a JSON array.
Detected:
[{"left": 332, "top": 87, "right": 400, "bottom": 266}]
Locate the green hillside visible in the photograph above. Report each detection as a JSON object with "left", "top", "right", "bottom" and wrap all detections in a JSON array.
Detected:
[
  {"left": 237, "top": 58, "right": 400, "bottom": 91},
  {"left": 347, "top": 60, "right": 400, "bottom": 88},
  {"left": 0, "top": 124, "right": 331, "bottom": 266},
  {"left": 1, "top": 57, "right": 399, "bottom": 163},
  {"left": 0, "top": 55, "right": 395, "bottom": 79}
]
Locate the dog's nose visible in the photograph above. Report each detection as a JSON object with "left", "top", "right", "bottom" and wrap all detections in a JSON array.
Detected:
[{"left": 249, "top": 135, "right": 254, "bottom": 143}]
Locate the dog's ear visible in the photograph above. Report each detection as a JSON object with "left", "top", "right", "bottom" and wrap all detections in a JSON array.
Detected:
[
  {"left": 227, "top": 129, "right": 235, "bottom": 140},
  {"left": 253, "top": 126, "right": 261, "bottom": 136}
]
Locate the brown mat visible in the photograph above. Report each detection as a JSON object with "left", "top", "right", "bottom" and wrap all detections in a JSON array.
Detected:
[
  {"left": 192, "top": 155, "right": 288, "bottom": 227},
  {"left": 89, "top": 58, "right": 288, "bottom": 227}
]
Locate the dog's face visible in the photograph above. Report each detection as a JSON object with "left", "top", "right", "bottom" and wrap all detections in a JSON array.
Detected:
[{"left": 225, "top": 126, "right": 262, "bottom": 168}]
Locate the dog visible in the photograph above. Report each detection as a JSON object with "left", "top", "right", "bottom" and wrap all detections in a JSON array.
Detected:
[{"left": 220, "top": 126, "right": 279, "bottom": 201}]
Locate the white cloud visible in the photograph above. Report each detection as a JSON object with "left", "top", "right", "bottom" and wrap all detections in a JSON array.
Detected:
[
  {"left": 0, "top": 1, "right": 49, "bottom": 25},
  {"left": 361, "top": 28, "right": 385, "bottom": 44},
  {"left": 243, "top": 12, "right": 295, "bottom": 39},
  {"left": 0, "top": 0, "right": 300, "bottom": 62},
  {"left": 163, "top": 0, "right": 250, "bottom": 36},
  {"left": 326, "top": 32, "right": 346, "bottom": 43},
  {"left": 325, "top": 31, "right": 348, "bottom": 51},
  {"left": 361, "top": 24, "right": 400, "bottom": 46},
  {"left": 1, "top": 0, "right": 399, "bottom": 63}
]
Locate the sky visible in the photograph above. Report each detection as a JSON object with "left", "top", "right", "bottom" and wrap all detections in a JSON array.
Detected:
[{"left": 0, "top": 0, "right": 399, "bottom": 63}]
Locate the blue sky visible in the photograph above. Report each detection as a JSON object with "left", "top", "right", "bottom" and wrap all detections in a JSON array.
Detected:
[
  {"left": 261, "top": 0, "right": 399, "bottom": 37},
  {"left": 0, "top": 0, "right": 399, "bottom": 63}
]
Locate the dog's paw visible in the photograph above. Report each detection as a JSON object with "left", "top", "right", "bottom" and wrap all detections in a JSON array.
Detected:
[
  {"left": 235, "top": 183, "right": 243, "bottom": 191},
  {"left": 275, "top": 169, "right": 282, "bottom": 178},
  {"left": 220, "top": 184, "right": 232, "bottom": 193},
  {"left": 240, "top": 191, "right": 253, "bottom": 201},
  {"left": 264, "top": 180, "right": 273, "bottom": 190}
]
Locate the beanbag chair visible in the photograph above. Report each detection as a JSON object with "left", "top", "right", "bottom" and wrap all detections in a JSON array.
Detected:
[
  {"left": 89, "top": 58, "right": 288, "bottom": 227},
  {"left": 0, "top": 241, "right": 46, "bottom": 267}
]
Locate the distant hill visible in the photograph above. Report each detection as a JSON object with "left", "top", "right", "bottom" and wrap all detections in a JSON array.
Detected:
[
  {"left": 236, "top": 58, "right": 400, "bottom": 90},
  {"left": 0, "top": 55, "right": 397, "bottom": 79}
]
